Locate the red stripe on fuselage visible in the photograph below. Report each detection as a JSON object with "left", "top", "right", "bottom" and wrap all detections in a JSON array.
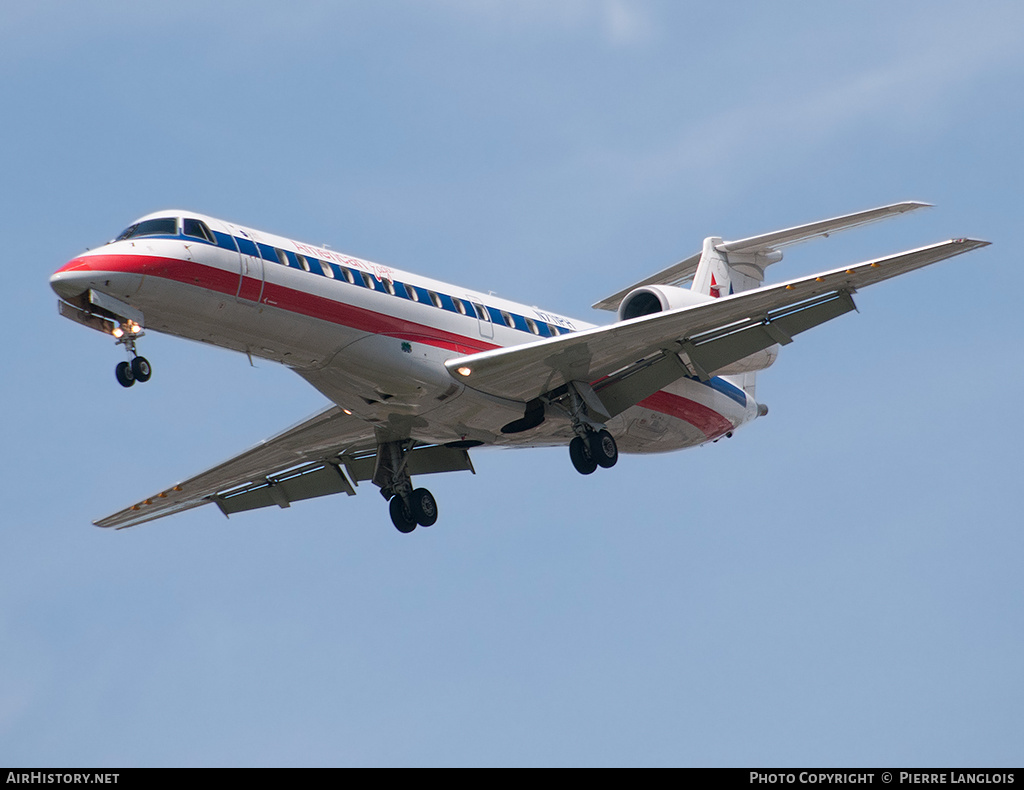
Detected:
[
  {"left": 65, "top": 252, "right": 736, "bottom": 436},
  {"left": 637, "top": 390, "right": 735, "bottom": 439},
  {"left": 66, "top": 253, "right": 499, "bottom": 355}
]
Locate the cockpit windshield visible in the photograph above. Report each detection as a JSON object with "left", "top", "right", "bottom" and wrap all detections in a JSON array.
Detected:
[{"left": 114, "top": 217, "right": 179, "bottom": 242}]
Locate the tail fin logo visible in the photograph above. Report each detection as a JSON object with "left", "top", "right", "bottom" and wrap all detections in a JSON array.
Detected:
[{"left": 709, "top": 274, "right": 733, "bottom": 298}]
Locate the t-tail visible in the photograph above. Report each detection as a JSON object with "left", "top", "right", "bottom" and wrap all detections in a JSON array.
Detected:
[
  {"left": 593, "top": 201, "right": 932, "bottom": 399},
  {"left": 687, "top": 202, "right": 931, "bottom": 396}
]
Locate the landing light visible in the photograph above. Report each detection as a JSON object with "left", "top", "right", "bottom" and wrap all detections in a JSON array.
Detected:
[
  {"left": 457, "top": 366, "right": 472, "bottom": 377},
  {"left": 112, "top": 327, "right": 124, "bottom": 338}
]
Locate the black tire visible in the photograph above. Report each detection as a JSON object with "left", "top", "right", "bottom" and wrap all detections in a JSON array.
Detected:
[
  {"left": 131, "top": 356, "right": 152, "bottom": 382},
  {"left": 410, "top": 488, "right": 438, "bottom": 527},
  {"left": 115, "top": 361, "right": 135, "bottom": 388},
  {"left": 389, "top": 496, "right": 417, "bottom": 533},
  {"left": 569, "top": 436, "right": 597, "bottom": 475},
  {"left": 590, "top": 429, "right": 618, "bottom": 469}
]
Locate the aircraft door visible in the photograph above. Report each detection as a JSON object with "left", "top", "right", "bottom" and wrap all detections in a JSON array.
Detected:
[
  {"left": 469, "top": 296, "right": 494, "bottom": 340},
  {"left": 228, "top": 225, "right": 265, "bottom": 303}
]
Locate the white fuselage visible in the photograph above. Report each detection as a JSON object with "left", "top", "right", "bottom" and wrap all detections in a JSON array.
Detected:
[{"left": 50, "top": 211, "right": 759, "bottom": 453}]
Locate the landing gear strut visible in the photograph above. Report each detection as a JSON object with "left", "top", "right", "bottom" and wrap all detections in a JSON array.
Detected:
[
  {"left": 374, "top": 440, "right": 440, "bottom": 534},
  {"left": 112, "top": 320, "right": 152, "bottom": 389}
]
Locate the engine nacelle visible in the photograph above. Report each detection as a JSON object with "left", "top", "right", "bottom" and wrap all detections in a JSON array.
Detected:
[
  {"left": 617, "top": 285, "right": 713, "bottom": 322},
  {"left": 617, "top": 285, "right": 779, "bottom": 375}
]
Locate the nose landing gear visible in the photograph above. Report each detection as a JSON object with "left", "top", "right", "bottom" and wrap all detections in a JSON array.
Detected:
[
  {"left": 114, "top": 356, "right": 153, "bottom": 388},
  {"left": 112, "top": 321, "right": 152, "bottom": 388}
]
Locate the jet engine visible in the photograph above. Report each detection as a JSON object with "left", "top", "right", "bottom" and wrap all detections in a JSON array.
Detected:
[
  {"left": 616, "top": 285, "right": 778, "bottom": 374},
  {"left": 617, "top": 285, "right": 713, "bottom": 321}
]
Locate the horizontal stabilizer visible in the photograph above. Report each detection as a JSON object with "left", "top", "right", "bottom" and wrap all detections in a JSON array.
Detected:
[
  {"left": 720, "top": 201, "right": 930, "bottom": 254},
  {"left": 592, "top": 201, "right": 930, "bottom": 311}
]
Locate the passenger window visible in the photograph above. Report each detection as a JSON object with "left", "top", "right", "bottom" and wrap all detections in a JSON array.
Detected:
[
  {"left": 362, "top": 272, "right": 375, "bottom": 289},
  {"left": 453, "top": 298, "right": 468, "bottom": 316},
  {"left": 322, "top": 261, "right": 335, "bottom": 279},
  {"left": 549, "top": 325, "right": 561, "bottom": 337},
  {"left": 340, "top": 267, "right": 355, "bottom": 283},
  {"left": 297, "top": 254, "right": 311, "bottom": 272},
  {"left": 384, "top": 280, "right": 395, "bottom": 295},
  {"left": 472, "top": 302, "right": 488, "bottom": 320},
  {"left": 429, "top": 291, "right": 442, "bottom": 308},
  {"left": 408, "top": 286, "right": 421, "bottom": 302},
  {"left": 500, "top": 310, "right": 514, "bottom": 328},
  {"left": 525, "top": 318, "right": 540, "bottom": 335}
]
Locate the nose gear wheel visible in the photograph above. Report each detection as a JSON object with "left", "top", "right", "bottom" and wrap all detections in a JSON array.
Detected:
[
  {"left": 115, "top": 361, "right": 135, "bottom": 388},
  {"left": 131, "top": 356, "right": 152, "bottom": 382}
]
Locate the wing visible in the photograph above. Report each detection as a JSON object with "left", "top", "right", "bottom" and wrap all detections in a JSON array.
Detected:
[
  {"left": 447, "top": 239, "right": 989, "bottom": 417},
  {"left": 592, "top": 201, "right": 930, "bottom": 311},
  {"left": 95, "top": 406, "right": 474, "bottom": 529}
]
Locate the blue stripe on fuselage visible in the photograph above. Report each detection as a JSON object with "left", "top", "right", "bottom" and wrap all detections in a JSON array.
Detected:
[{"left": 700, "top": 376, "right": 747, "bottom": 407}]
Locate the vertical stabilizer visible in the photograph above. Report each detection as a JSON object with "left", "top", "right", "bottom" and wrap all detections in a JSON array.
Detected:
[
  {"left": 691, "top": 236, "right": 781, "bottom": 298},
  {"left": 691, "top": 238, "right": 780, "bottom": 398}
]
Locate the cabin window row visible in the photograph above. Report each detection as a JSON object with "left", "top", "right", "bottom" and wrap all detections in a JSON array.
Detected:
[
  {"left": 229, "top": 232, "right": 570, "bottom": 337},
  {"left": 116, "top": 217, "right": 570, "bottom": 338}
]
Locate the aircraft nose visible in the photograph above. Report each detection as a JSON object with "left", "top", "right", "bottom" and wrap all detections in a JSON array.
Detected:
[{"left": 50, "top": 258, "right": 96, "bottom": 301}]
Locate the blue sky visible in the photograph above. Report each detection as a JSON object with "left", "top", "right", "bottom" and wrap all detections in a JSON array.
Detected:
[{"left": 3, "top": 0, "right": 1022, "bottom": 767}]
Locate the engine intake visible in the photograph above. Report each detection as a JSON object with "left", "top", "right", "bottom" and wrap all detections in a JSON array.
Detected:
[{"left": 617, "top": 285, "right": 713, "bottom": 322}]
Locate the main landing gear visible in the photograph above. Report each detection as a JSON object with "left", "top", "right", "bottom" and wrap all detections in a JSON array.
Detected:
[
  {"left": 111, "top": 321, "right": 152, "bottom": 389},
  {"left": 569, "top": 429, "right": 618, "bottom": 475},
  {"left": 562, "top": 383, "right": 618, "bottom": 476},
  {"left": 374, "top": 440, "right": 440, "bottom": 534},
  {"left": 388, "top": 487, "right": 438, "bottom": 534}
]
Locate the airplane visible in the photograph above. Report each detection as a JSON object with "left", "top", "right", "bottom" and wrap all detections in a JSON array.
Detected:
[{"left": 49, "top": 202, "right": 988, "bottom": 533}]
